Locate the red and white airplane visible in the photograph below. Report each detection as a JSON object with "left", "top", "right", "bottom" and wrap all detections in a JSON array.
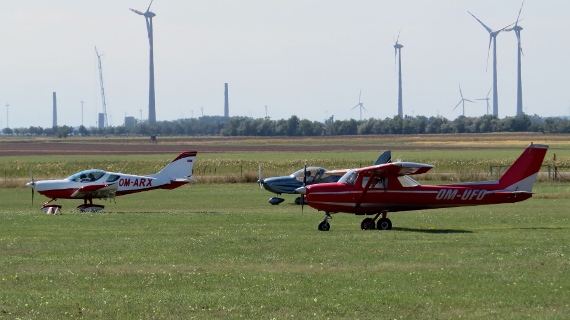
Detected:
[
  {"left": 296, "top": 143, "right": 548, "bottom": 231},
  {"left": 26, "top": 151, "right": 197, "bottom": 213}
]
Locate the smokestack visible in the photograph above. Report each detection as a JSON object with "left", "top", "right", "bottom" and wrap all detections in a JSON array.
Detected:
[
  {"left": 52, "top": 92, "right": 57, "bottom": 127},
  {"left": 224, "top": 83, "right": 229, "bottom": 118}
]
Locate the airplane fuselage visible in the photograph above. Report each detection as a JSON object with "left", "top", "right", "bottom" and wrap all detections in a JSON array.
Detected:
[{"left": 305, "top": 178, "right": 533, "bottom": 215}]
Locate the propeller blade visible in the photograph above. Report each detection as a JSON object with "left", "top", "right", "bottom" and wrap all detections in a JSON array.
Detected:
[
  {"left": 302, "top": 160, "right": 307, "bottom": 213},
  {"left": 257, "top": 165, "right": 263, "bottom": 188},
  {"left": 468, "top": 11, "right": 493, "bottom": 34},
  {"left": 146, "top": 0, "right": 155, "bottom": 13},
  {"left": 30, "top": 170, "right": 35, "bottom": 206}
]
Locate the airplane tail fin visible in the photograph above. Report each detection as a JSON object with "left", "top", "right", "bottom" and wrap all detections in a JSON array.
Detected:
[
  {"left": 374, "top": 150, "right": 392, "bottom": 165},
  {"left": 150, "top": 151, "right": 197, "bottom": 180},
  {"left": 498, "top": 143, "right": 548, "bottom": 192}
]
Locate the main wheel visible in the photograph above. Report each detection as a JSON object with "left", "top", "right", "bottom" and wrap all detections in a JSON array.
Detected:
[
  {"left": 318, "top": 221, "right": 330, "bottom": 231},
  {"left": 377, "top": 217, "right": 392, "bottom": 230},
  {"left": 361, "top": 218, "right": 375, "bottom": 230}
]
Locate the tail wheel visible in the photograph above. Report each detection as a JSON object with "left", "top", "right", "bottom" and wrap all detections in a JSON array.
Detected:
[
  {"left": 361, "top": 218, "right": 375, "bottom": 230},
  {"left": 377, "top": 218, "right": 392, "bottom": 230}
]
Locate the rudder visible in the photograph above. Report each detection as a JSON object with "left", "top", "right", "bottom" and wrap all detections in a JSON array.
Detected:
[
  {"left": 498, "top": 143, "right": 548, "bottom": 192},
  {"left": 152, "top": 151, "right": 197, "bottom": 180}
]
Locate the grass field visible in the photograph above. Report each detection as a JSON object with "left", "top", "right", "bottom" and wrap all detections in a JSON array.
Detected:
[
  {"left": 1, "top": 135, "right": 570, "bottom": 319},
  {"left": 1, "top": 183, "right": 570, "bottom": 319}
]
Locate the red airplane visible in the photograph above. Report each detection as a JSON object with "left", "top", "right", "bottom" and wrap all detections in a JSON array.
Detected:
[
  {"left": 26, "top": 151, "right": 197, "bottom": 213},
  {"left": 296, "top": 143, "right": 548, "bottom": 231}
]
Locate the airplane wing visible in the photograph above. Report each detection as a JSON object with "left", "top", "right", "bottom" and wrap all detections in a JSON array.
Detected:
[
  {"left": 357, "top": 161, "right": 434, "bottom": 177},
  {"left": 322, "top": 169, "right": 350, "bottom": 179},
  {"left": 70, "top": 183, "right": 119, "bottom": 199}
]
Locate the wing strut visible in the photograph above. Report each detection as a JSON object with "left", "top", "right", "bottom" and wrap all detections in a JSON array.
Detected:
[{"left": 354, "top": 173, "right": 377, "bottom": 208}]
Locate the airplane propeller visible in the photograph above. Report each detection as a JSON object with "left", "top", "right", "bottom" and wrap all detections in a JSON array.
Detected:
[
  {"left": 301, "top": 160, "right": 307, "bottom": 213},
  {"left": 29, "top": 170, "right": 35, "bottom": 206},
  {"left": 257, "top": 165, "right": 264, "bottom": 188}
]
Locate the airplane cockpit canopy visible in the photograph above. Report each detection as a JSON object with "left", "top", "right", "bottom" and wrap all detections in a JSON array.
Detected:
[
  {"left": 67, "top": 169, "right": 107, "bottom": 183},
  {"left": 339, "top": 169, "right": 358, "bottom": 185},
  {"left": 291, "top": 167, "right": 324, "bottom": 183}
]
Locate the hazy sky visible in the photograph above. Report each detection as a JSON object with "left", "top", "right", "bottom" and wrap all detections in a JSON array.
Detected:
[{"left": 1, "top": 1, "right": 569, "bottom": 128}]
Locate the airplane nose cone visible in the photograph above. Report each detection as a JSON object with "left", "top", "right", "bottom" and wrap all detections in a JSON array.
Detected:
[
  {"left": 295, "top": 186, "right": 307, "bottom": 195},
  {"left": 25, "top": 182, "right": 34, "bottom": 189}
]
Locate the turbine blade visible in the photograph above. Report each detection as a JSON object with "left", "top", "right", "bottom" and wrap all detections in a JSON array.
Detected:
[
  {"left": 515, "top": 0, "right": 525, "bottom": 26},
  {"left": 465, "top": 99, "right": 475, "bottom": 103},
  {"left": 468, "top": 11, "right": 493, "bottom": 34},
  {"left": 486, "top": 87, "right": 492, "bottom": 98},
  {"left": 359, "top": 90, "right": 362, "bottom": 103},
  {"left": 396, "top": 28, "right": 401, "bottom": 44},
  {"left": 351, "top": 104, "right": 359, "bottom": 110},
  {"left": 486, "top": 36, "right": 492, "bottom": 72},
  {"left": 517, "top": 31, "right": 524, "bottom": 56},
  {"left": 453, "top": 100, "right": 462, "bottom": 111},
  {"left": 146, "top": 0, "right": 155, "bottom": 13},
  {"left": 459, "top": 84, "right": 464, "bottom": 98},
  {"left": 130, "top": 8, "right": 144, "bottom": 15}
]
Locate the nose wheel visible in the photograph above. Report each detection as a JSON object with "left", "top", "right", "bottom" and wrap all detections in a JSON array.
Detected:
[{"left": 318, "top": 213, "right": 332, "bottom": 231}]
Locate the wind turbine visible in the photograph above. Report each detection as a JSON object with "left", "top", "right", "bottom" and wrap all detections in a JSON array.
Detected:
[
  {"left": 468, "top": 11, "right": 515, "bottom": 117},
  {"left": 394, "top": 31, "right": 404, "bottom": 117},
  {"left": 476, "top": 88, "right": 492, "bottom": 115},
  {"left": 130, "top": 0, "right": 157, "bottom": 126},
  {"left": 351, "top": 90, "right": 367, "bottom": 121},
  {"left": 453, "top": 84, "right": 475, "bottom": 117},
  {"left": 505, "top": 1, "right": 525, "bottom": 116}
]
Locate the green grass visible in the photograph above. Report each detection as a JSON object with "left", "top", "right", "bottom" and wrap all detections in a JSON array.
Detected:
[{"left": 1, "top": 184, "right": 570, "bottom": 319}]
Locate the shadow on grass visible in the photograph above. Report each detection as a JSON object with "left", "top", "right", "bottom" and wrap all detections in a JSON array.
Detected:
[
  {"left": 392, "top": 227, "right": 474, "bottom": 234},
  {"left": 516, "top": 227, "right": 568, "bottom": 230}
]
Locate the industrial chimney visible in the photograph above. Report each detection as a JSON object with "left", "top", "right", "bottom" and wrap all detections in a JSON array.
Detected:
[
  {"left": 224, "top": 83, "right": 229, "bottom": 118},
  {"left": 52, "top": 92, "right": 57, "bottom": 127}
]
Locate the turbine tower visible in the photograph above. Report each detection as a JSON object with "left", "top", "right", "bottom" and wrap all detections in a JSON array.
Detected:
[
  {"left": 506, "top": 1, "right": 525, "bottom": 116},
  {"left": 130, "top": 0, "right": 157, "bottom": 125},
  {"left": 95, "top": 47, "right": 108, "bottom": 128},
  {"left": 351, "top": 90, "right": 367, "bottom": 121},
  {"left": 468, "top": 11, "right": 515, "bottom": 117},
  {"left": 475, "top": 88, "right": 492, "bottom": 115},
  {"left": 394, "top": 31, "right": 403, "bottom": 117},
  {"left": 453, "top": 84, "right": 475, "bottom": 117}
]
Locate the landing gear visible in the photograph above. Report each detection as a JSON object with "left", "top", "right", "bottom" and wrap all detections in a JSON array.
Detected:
[
  {"left": 294, "top": 197, "right": 307, "bottom": 205},
  {"left": 361, "top": 211, "right": 392, "bottom": 230},
  {"left": 268, "top": 197, "right": 285, "bottom": 205},
  {"left": 318, "top": 213, "right": 332, "bottom": 231},
  {"left": 76, "top": 197, "right": 105, "bottom": 212},
  {"left": 41, "top": 204, "right": 62, "bottom": 215},
  {"left": 377, "top": 217, "right": 392, "bottom": 230},
  {"left": 76, "top": 204, "right": 105, "bottom": 212},
  {"left": 361, "top": 218, "right": 375, "bottom": 230}
]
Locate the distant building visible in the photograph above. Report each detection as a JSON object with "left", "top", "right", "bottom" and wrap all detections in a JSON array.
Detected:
[
  {"left": 52, "top": 92, "right": 57, "bottom": 127},
  {"left": 98, "top": 113, "right": 105, "bottom": 129},
  {"left": 124, "top": 116, "right": 136, "bottom": 128},
  {"left": 224, "top": 83, "right": 229, "bottom": 118}
]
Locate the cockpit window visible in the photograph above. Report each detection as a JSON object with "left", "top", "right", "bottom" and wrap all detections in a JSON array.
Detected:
[
  {"left": 292, "top": 167, "right": 322, "bottom": 183},
  {"left": 339, "top": 169, "right": 359, "bottom": 185},
  {"left": 106, "top": 174, "right": 120, "bottom": 183},
  {"left": 362, "top": 176, "right": 387, "bottom": 188},
  {"left": 398, "top": 175, "right": 420, "bottom": 187},
  {"left": 67, "top": 170, "right": 106, "bottom": 183}
]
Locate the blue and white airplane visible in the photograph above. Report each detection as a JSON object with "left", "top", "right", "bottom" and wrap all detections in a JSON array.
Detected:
[{"left": 258, "top": 150, "right": 391, "bottom": 205}]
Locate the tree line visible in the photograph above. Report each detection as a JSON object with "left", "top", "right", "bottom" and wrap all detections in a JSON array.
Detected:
[{"left": 3, "top": 114, "right": 570, "bottom": 137}]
